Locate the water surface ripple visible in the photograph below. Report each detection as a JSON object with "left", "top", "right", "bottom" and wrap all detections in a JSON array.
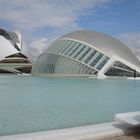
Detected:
[{"left": 0, "top": 75, "right": 140, "bottom": 136}]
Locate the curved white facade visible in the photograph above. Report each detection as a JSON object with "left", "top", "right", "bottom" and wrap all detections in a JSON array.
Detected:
[
  {"left": 0, "top": 28, "right": 21, "bottom": 60},
  {"left": 0, "top": 28, "right": 31, "bottom": 74},
  {"left": 32, "top": 30, "right": 140, "bottom": 78},
  {"left": 0, "top": 36, "right": 19, "bottom": 60},
  {"left": 61, "top": 30, "right": 140, "bottom": 68}
]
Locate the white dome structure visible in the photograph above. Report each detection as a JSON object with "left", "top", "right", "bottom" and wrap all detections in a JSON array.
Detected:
[
  {"left": 32, "top": 30, "right": 140, "bottom": 78},
  {"left": 0, "top": 28, "right": 32, "bottom": 74},
  {"left": 0, "top": 29, "right": 20, "bottom": 60}
]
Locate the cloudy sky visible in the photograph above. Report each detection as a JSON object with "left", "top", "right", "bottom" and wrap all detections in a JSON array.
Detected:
[{"left": 0, "top": 0, "right": 140, "bottom": 61}]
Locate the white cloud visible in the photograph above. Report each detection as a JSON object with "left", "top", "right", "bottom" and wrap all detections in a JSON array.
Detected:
[
  {"left": 2, "top": 0, "right": 139, "bottom": 62},
  {"left": 0, "top": 0, "right": 110, "bottom": 31},
  {"left": 30, "top": 38, "right": 48, "bottom": 53},
  {"left": 0, "top": 0, "right": 113, "bottom": 60},
  {"left": 118, "top": 33, "right": 140, "bottom": 60},
  {"left": 23, "top": 38, "right": 48, "bottom": 62}
]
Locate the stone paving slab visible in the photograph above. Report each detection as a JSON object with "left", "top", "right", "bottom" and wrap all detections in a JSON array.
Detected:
[
  {"left": 0, "top": 122, "right": 139, "bottom": 140},
  {"left": 102, "top": 133, "right": 140, "bottom": 140}
]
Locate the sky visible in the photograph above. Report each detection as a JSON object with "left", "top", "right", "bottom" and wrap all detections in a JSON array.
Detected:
[{"left": 0, "top": 0, "right": 140, "bottom": 61}]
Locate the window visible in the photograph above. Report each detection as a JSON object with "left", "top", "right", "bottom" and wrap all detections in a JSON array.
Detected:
[
  {"left": 73, "top": 44, "right": 86, "bottom": 59},
  {"left": 68, "top": 43, "right": 81, "bottom": 57},
  {"left": 64, "top": 41, "right": 76, "bottom": 55},
  {"left": 78, "top": 47, "right": 91, "bottom": 61},
  {"left": 84, "top": 50, "right": 97, "bottom": 64},
  {"left": 96, "top": 56, "right": 110, "bottom": 70},
  {"left": 105, "top": 67, "right": 135, "bottom": 77},
  {"left": 90, "top": 53, "right": 103, "bottom": 67},
  {"left": 113, "top": 61, "right": 133, "bottom": 71},
  {"left": 60, "top": 40, "right": 72, "bottom": 54}
]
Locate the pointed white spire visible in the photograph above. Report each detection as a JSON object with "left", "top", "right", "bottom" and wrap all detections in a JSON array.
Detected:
[{"left": 14, "top": 30, "right": 22, "bottom": 51}]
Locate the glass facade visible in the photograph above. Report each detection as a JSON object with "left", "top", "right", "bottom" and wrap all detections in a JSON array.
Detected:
[
  {"left": 32, "top": 53, "right": 97, "bottom": 76},
  {"left": 105, "top": 61, "right": 140, "bottom": 77},
  {"left": 32, "top": 39, "right": 110, "bottom": 76}
]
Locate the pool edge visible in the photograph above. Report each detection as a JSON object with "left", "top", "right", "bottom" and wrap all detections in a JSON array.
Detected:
[{"left": 0, "top": 122, "right": 139, "bottom": 140}]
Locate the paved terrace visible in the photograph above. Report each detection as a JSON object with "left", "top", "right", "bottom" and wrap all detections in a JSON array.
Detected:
[
  {"left": 0, "top": 122, "right": 140, "bottom": 140},
  {"left": 103, "top": 132, "right": 140, "bottom": 140}
]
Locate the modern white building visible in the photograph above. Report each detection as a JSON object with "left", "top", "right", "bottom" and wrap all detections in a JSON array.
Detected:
[
  {"left": 32, "top": 30, "right": 140, "bottom": 78},
  {"left": 0, "top": 28, "right": 32, "bottom": 74}
]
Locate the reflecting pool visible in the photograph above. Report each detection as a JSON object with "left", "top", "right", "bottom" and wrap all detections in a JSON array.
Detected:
[{"left": 0, "top": 75, "right": 140, "bottom": 136}]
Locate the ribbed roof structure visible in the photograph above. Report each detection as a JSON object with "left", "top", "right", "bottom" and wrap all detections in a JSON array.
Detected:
[
  {"left": 32, "top": 30, "right": 140, "bottom": 78},
  {"left": 60, "top": 30, "right": 140, "bottom": 68}
]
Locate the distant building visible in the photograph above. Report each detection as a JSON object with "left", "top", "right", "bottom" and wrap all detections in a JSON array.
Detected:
[
  {"left": 0, "top": 28, "right": 32, "bottom": 74},
  {"left": 32, "top": 30, "right": 140, "bottom": 78}
]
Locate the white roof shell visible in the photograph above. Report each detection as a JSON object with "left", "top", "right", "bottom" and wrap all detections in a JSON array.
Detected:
[
  {"left": 60, "top": 30, "right": 140, "bottom": 69},
  {"left": 0, "top": 36, "right": 19, "bottom": 60}
]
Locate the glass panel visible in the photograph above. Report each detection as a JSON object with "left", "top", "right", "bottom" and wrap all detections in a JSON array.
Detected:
[
  {"left": 96, "top": 56, "right": 110, "bottom": 70},
  {"left": 64, "top": 41, "right": 77, "bottom": 55},
  {"left": 78, "top": 47, "right": 91, "bottom": 61},
  {"left": 68, "top": 42, "right": 81, "bottom": 57},
  {"left": 84, "top": 50, "right": 97, "bottom": 64},
  {"left": 60, "top": 40, "right": 72, "bottom": 54},
  {"left": 33, "top": 52, "right": 98, "bottom": 76},
  {"left": 105, "top": 67, "right": 136, "bottom": 77},
  {"left": 113, "top": 61, "right": 133, "bottom": 71},
  {"left": 70, "top": 43, "right": 82, "bottom": 58},
  {"left": 90, "top": 53, "right": 103, "bottom": 67},
  {"left": 73, "top": 44, "right": 86, "bottom": 59}
]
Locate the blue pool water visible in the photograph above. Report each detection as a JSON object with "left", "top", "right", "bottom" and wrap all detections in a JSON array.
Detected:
[{"left": 0, "top": 75, "right": 140, "bottom": 136}]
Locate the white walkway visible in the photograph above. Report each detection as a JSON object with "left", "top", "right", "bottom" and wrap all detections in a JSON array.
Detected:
[
  {"left": 0, "top": 122, "right": 138, "bottom": 140},
  {"left": 1, "top": 111, "right": 140, "bottom": 140}
]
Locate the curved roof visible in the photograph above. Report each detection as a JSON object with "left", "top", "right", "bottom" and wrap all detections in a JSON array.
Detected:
[
  {"left": 0, "top": 28, "right": 20, "bottom": 51},
  {"left": 0, "top": 36, "right": 19, "bottom": 60},
  {"left": 60, "top": 30, "right": 140, "bottom": 68}
]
